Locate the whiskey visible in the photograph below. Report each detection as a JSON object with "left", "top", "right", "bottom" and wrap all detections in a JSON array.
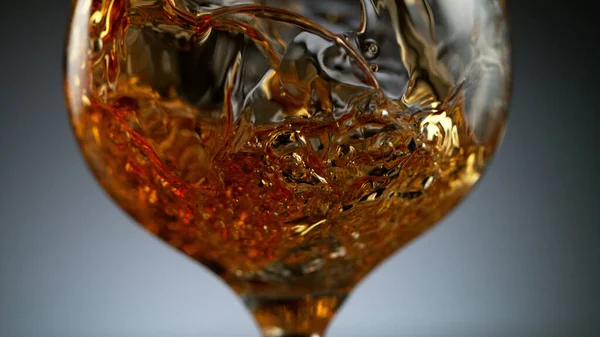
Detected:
[
  {"left": 66, "top": 0, "right": 502, "bottom": 298},
  {"left": 65, "top": 1, "right": 509, "bottom": 334}
]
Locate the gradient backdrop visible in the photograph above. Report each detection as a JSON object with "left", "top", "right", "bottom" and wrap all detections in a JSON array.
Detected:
[{"left": 1, "top": 1, "right": 598, "bottom": 336}]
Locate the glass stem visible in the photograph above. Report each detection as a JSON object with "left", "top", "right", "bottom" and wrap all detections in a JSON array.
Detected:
[{"left": 243, "top": 293, "right": 347, "bottom": 337}]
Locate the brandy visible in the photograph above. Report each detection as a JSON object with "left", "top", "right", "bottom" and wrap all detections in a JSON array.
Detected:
[{"left": 65, "top": 0, "right": 509, "bottom": 336}]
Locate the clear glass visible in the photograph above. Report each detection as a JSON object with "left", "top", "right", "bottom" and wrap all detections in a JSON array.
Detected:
[{"left": 64, "top": 1, "right": 510, "bottom": 336}]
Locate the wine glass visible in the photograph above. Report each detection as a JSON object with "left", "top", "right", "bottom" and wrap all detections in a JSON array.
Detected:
[{"left": 64, "top": 0, "right": 510, "bottom": 336}]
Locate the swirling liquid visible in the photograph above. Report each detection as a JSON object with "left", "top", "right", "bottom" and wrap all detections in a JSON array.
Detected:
[{"left": 66, "top": 0, "right": 506, "bottom": 299}]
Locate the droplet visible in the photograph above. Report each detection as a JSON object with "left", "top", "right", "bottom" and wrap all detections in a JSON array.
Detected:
[
  {"left": 368, "top": 43, "right": 379, "bottom": 55},
  {"left": 362, "top": 39, "right": 380, "bottom": 60}
]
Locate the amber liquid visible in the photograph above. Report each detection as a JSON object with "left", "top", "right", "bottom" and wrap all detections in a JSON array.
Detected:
[{"left": 66, "top": 1, "right": 501, "bottom": 335}]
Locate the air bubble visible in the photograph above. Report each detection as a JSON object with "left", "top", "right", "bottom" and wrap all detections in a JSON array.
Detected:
[
  {"left": 422, "top": 176, "right": 434, "bottom": 190},
  {"left": 91, "top": 39, "right": 103, "bottom": 54},
  {"left": 329, "top": 246, "right": 347, "bottom": 259},
  {"left": 342, "top": 204, "right": 354, "bottom": 212}
]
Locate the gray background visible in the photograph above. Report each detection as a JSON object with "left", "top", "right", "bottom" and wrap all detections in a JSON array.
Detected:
[{"left": 1, "top": 1, "right": 598, "bottom": 336}]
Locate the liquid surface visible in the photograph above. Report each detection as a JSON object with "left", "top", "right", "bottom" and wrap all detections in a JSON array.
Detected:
[{"left": 65, "top": 0, "right": 509, "bottom": 297}]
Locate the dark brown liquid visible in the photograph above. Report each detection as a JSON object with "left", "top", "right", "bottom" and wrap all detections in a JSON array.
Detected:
[{"left": 66, "top": 0, "right": 497, "bottom": 303}]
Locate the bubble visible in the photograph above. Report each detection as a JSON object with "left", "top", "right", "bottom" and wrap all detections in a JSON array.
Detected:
[{"left": 91, "top": 38, "right": 103, "bottom": 54}]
